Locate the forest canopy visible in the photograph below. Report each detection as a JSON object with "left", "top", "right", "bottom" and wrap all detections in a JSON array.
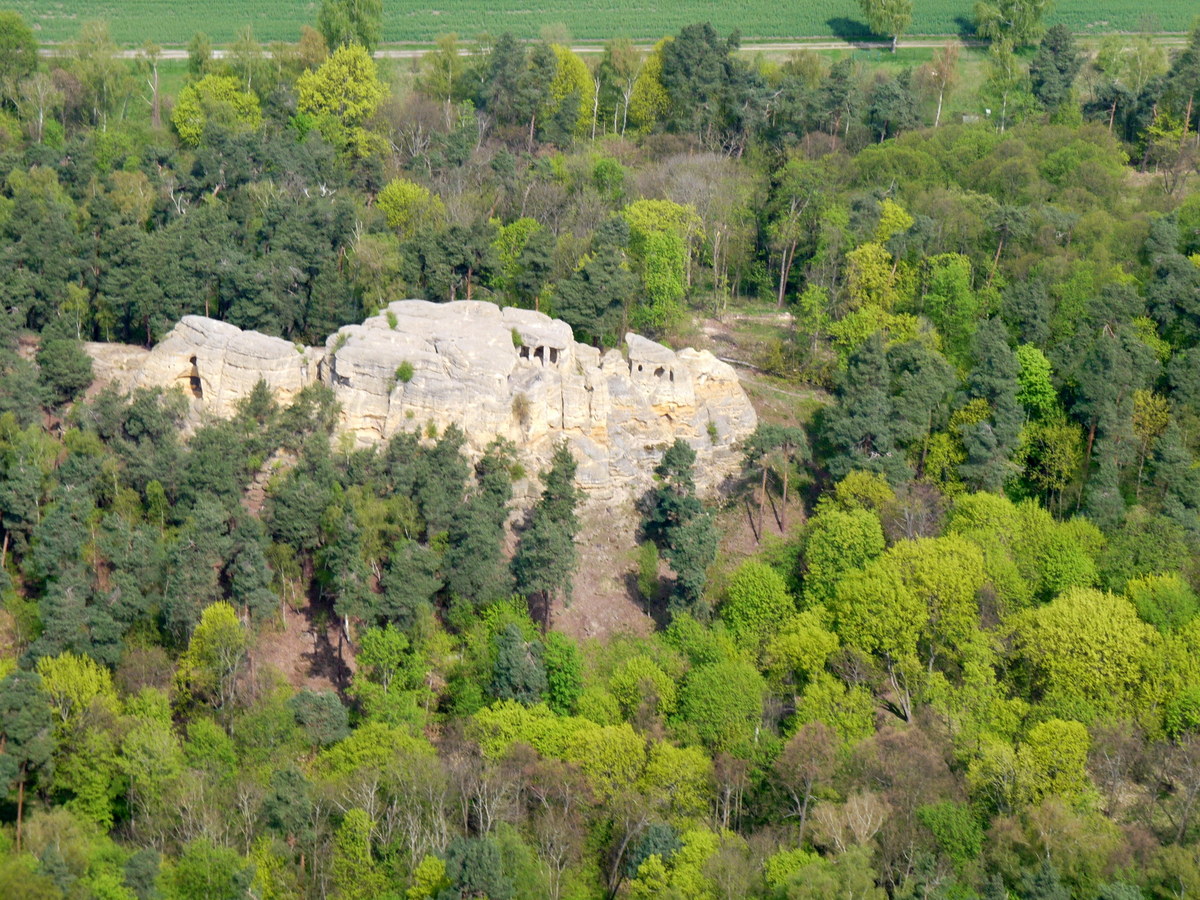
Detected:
[{"left": 2, "top": 9, "right": 1200, "bottom": 900}]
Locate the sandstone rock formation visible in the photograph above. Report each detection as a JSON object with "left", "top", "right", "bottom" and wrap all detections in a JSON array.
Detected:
[{"left": 87, "top": 301, "right": 758, "bottom": 500}]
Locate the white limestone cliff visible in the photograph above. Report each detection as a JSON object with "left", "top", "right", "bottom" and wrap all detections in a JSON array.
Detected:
[{"left": 87, "top": 301, "right": 758, "bottom": 500}]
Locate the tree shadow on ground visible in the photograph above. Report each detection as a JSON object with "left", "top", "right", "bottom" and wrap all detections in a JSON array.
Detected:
[{"left": 826, "top": 16, "right": 872, "bottom": 44}]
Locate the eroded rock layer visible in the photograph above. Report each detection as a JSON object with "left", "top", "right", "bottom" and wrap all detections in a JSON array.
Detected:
[{"left": 88, "top": 301, "right": 757, "bottom": 499}]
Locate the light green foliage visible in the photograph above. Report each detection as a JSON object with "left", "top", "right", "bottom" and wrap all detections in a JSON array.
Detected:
[
  {"left": 177, "top": 602, "right": 247, "bottom": 713},
  {"left": 802, "top": 507, "right": 886, "bottom": 606},
  {"left": 317, "top": 720, "right": 434, "bottom": 778},
  {"left": 628, "top": 39, "right": 671, "bottom": 130},
  {"left": 547, "top": 45, "right": 595, "bottom": 137},
  {"left": 974, "top": 0, "right": 1052, "bottom": 46},
  {"left": 348, "top": 624, "right": 425, "bottom": 726},
  {"left": 542, "top": 631, "right": 583, "bottom": 715},
  {"left": 764, "top": 609, "right": 838, "bottom": 687},
  {"left": 1015, "top": 344, "right": 1057, "bottom": 416},
  {"left": 407, "top": 854, "right": 450, "bottom": 899},
  {"left": 764, "top": 847, "right": 819, "bottom": 892},
  {"left": 719, "top": 560, "right": 796, "bottom": 652},
  {"left": 920, "top": 253, "right": 978, "bottom": 365},
  {"left": 562, "top": 721, "right": 646, "bottom": 800},
  {"left": 639, "top": 741, "right": 713, "bottom": 823},
  {"left": 622, "top": 197, "right": 700, "bottom": 266},
  {"left": 171, "top": 74, "right": 261, "bottom": 146},
  {"left": 827, "top": 470, "right": 896, "bottom": 512},
  {"left": 628, "top": 827, "right": 724, "bottom": 900},
  {"left": 318, "top": 0, "right": 382, "bottom": 52},
  {"left": 622, "top": 198, "right": 699, "bottom": 330},
  {"left": 846, "top": 241, "right": 900, "bottom": 310},
  {"left": 609, "top": 654, "right": 677, "bottom": 719},
  {"left": 1014, "top": 588, "right": 1157, "bottom": 720},
  {"left": 471, "top": 700, "right": 597, "bottom": 759},
  {"left": 170, "top": 838, "right": 254, "bottom": 900},
  {"left": 881, "top": 535, "right": 987, "bottom": 667},
  {"left": 678, "top": 659, "right": 765, "bottom": 754},
  {"left": 858, "top": 0, "right": 912, "bottom": 49},
  {"left": 296, "top": 43, "right": 385, "bottom": 155},
  {"left": 777, "top": 845, "right": 885, "bottom": 899},
  {"left": 875, "top": 198, "right": 914, "bottom": 243},
  {"left": 331, "top": 808, "right": 389, "bottom": 900},
  {"left": 793, "top": 672, "right": 876, "bottom": 744},
  {"left": 377, "top": 179, "right": 446, "bottom": 240},
  {"left": 830, "top": 556, "right": 922, "bottom": 662},
  {"left": 1014, "top": 718, "right": 1092, "bottom": 805},
  {"left": 492, "top": 217, "right": 542, "bottom": 296},
  {"left": 35, "top": 651, "right": 119, "bottom": 725}
]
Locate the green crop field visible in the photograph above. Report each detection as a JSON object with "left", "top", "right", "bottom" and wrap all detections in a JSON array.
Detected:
[{"left": 13, "top": 0, "right": 1198, "bottom": 47}]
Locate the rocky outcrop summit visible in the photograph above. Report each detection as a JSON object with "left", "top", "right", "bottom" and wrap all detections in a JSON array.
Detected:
[{"left": 87, "top": 301, "right": 757, "bottom": 499}]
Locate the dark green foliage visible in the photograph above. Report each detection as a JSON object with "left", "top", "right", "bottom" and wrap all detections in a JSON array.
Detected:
[
  {"left": 822, "top": 334, "right": 908, "bottom": 484},
  {"left": 958, "top": 319, "right": 1023, "bottom": 492},
  {"left": 491, "top": 624, "right": 547, "bottom": 705},
  {"left": 1030, "top": 26, "right": 1083, "bottom": 112},
  {"left": 1018, "top": 862, "right": 1070, "bottom": 900},
  {"left": 123, "top": 850, "right": 162, "bottom": 900},
  {"left": 35, "top": 338, "right": 93, "bottom": 407},
  {"left": 443, "top": 836, "right": 513, "bottom": 900},
  {"left": 513, "top": 443, "right": 582, "bottom": 608},
  {"left": 416, "top": 425, "right": 471, "bottom": 540},
  {"left": 625, "top": 823, "right": 681, "bottom": 877},
  {"left": 643, "top": 440, "right": 718, "bottom": 617},
  {"left": 4, "top": 22, "right": 1200, "bottom": 900},
  {"left": 554, "top": 217, "right": 640, "bottom": 346},
  {"left": 0, "top": 671, "right": 54, "bottom": 834},
  {"left": 288, "top": 689, "right": 350, "bottom": 746},
  {"left": 380, "top": 540, "right": 443, "bottom": 629},
  {"left": 444, "top": 444, "right": 514, "bottom": 606}
]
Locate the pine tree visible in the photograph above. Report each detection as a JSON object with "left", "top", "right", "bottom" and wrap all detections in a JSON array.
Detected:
[
  {"left": 0, "top": 670, "right": 54, "bottom": 851},
  {"left": 823, "top": 333, "right": 908, "bottom": 483},
  {"left": 643, "top": 440, "right": 718, "bottom": 618},
  {"left": 514, "top": 443, "right": 582, "bottom": 609},
  {"left": 958, "top": 319, "right": 1022, "bottom": 491},
  {"left": 491, "top": 624, "right": 548, "bottom": 705}
]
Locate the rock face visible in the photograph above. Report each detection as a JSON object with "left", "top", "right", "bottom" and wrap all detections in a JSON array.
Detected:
[{"left": 90, "top": 301, "right": 757, "bottom": 499}]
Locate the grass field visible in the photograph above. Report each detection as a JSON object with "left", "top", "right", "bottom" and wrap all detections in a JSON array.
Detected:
[{"left": 13, "top": 0, "right": 1198, "bottom": 47}]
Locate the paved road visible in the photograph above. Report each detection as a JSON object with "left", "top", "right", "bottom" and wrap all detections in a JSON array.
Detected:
[{"left": 41, "top": 33, "right": 1191, "bottom": 60}]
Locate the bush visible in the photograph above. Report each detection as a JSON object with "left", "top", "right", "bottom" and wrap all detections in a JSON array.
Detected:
[
  {"left": 395, "top": 360, "right": 414, "bottom": 384},
  {"left": 37, "top": 337, "right": 93, "bottom": 406}
]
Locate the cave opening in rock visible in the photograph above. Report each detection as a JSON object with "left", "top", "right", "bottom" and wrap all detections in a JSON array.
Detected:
[{"left": 187, "top": 355, "right": 203, "bottom": 398}]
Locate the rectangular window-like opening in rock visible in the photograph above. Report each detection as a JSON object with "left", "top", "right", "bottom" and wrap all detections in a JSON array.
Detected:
[
  {"left": 669, "top": 369, "right": 674, "bottom": 382},
  {"left": 534, "top": 346, "right": 545, "bottom": 365},
  {"left": 549, "top": 348, "right": 559, "bottom": 365},
  {"left": 519, "top": 346, "right": 530, "bottom": 359},
  {"left": 653, "top": 366, "right": 665, "bottom": 378}
]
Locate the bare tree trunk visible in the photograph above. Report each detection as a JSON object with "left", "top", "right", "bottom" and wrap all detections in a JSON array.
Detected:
[
  {"left": 934, "top": 87, "right": 944, "bottom": 127},
  {"left": 777, "top": 239, "right": 797, "bottom": 308},
  {"left": 781, "top": 465, "right": 790, "bottom": 532},
  {"left": 758, "top": 466, "right": 768, "bottom": 543},
  {"left": 591, "top": 81, "right": 599, "bottom": 140},
  {"left": 16, "top": 768, "right": 25, "bottom": 853}
]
